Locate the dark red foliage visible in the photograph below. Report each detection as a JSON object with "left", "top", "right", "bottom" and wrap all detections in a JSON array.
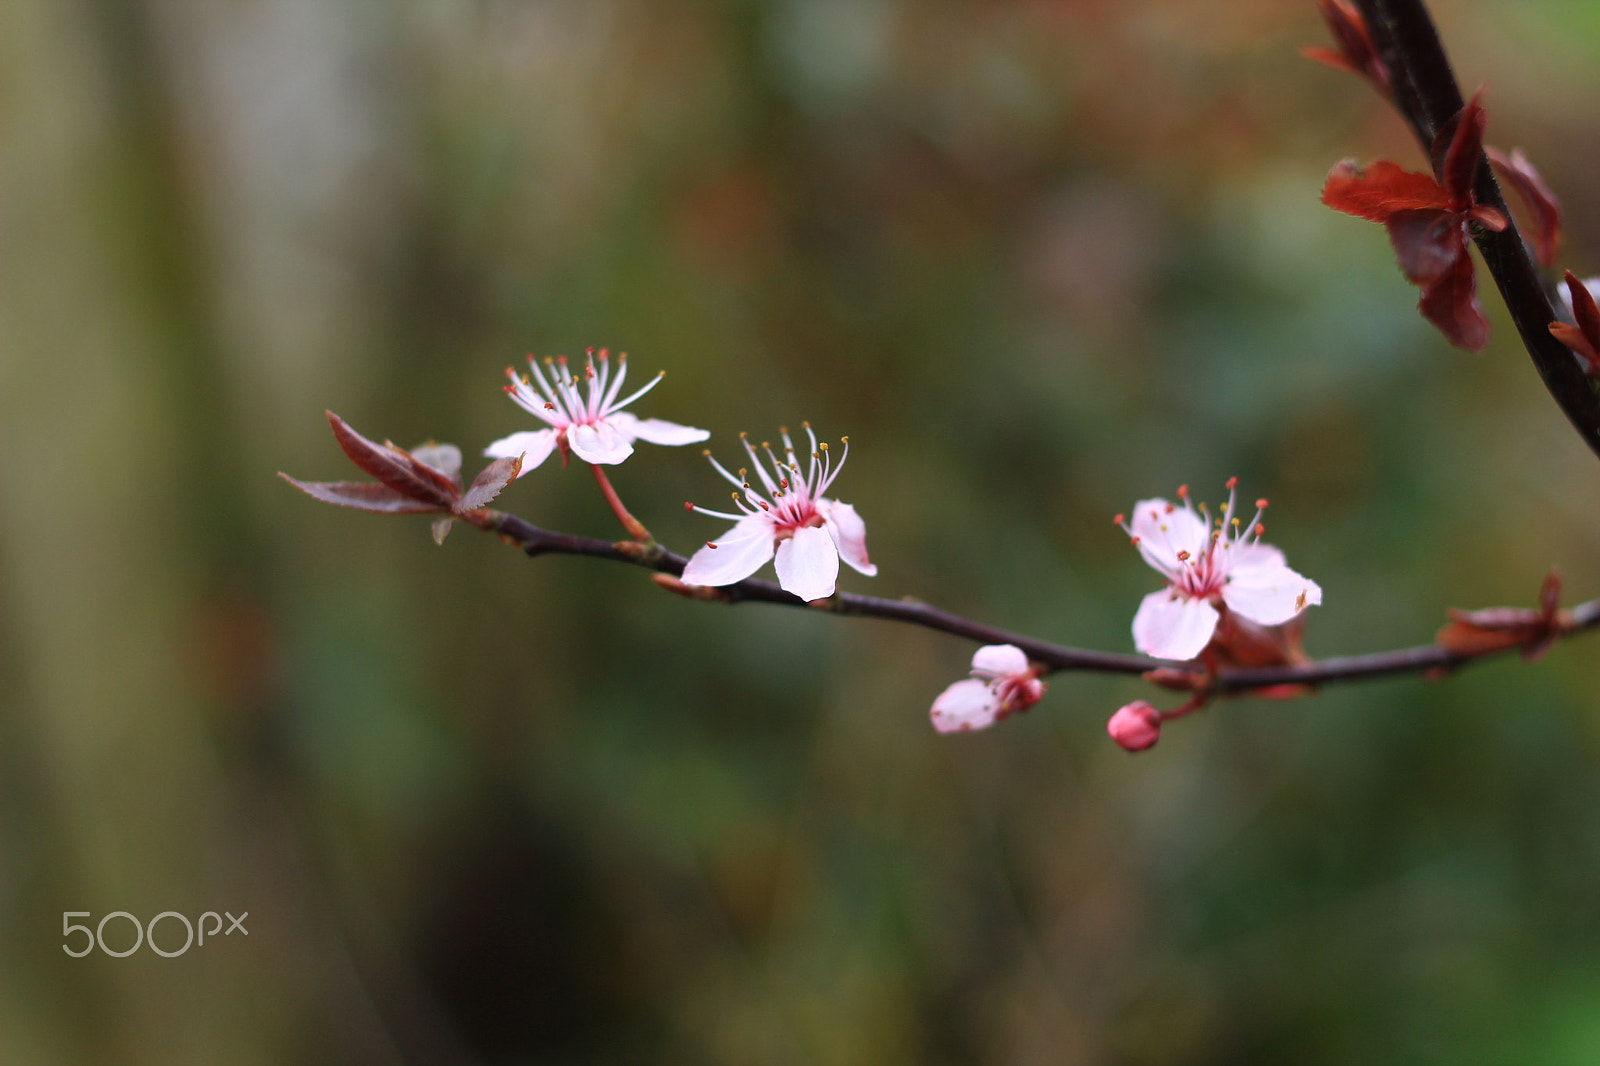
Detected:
[
  {"left": 1550, "top": 271, "right": 1600, "bottom": 376},
  {"left": 1321, "top": 93, "right": 1507, "bottom": 351},
  {"left": 279, "top": 411, "right": 521, "bottom": 522},
  {"left": 1487, "top": 147, "right": 1562, "bottom": 269},
  {"left": 1302, "top": 0, "right": 1391, "bottom": 97},
  {"left": 1437, "top": 569, "right": 1572, "bottom": 662}
]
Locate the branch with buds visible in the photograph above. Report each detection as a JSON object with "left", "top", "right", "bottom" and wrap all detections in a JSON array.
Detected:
[
  {"left": 281, "top": 1, "right": 1600, "bottom": 752},
  {"left": 282, "top": 400, "right": 1599, "bottom": 754}
]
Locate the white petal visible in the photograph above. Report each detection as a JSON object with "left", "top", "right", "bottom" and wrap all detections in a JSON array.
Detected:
[
  {"left": 819, "top": 499, "right": 876, "bottom": 576},
  {"left": 1128, "top": 499, "right": 1209, "bottom": 572},
  {"left": 619, "top": 413, "right": 711, "bottom": 447},
  {"left": 484, "top": 430, "right": 558, "bottom": 477},
  {"left": 1223, "top": 565, "right": 1322, "bottom": 626},
  {"left": 567, "top": 419, "right": 635, "bottom": 464},
  {"left": 970, "top": 644, "right": 1028, "bottom": 679},
  {"left": 680, "top": 516, "right": 775, "bottom": 588},
  {"left": 774, "top": 525, "right": 840, "bottom": 601},
  {"left": 1221, "top": 540, "right": 1286, "bottom": 572},
  {"left": 1132, "top": 590, "right": 1219, "bottom": 660},
  {"left": 930, "top": 678, "right": 1002, "bottom": 733}
]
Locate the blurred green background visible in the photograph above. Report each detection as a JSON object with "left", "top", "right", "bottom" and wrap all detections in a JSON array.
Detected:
[{"left": 4, "top": 0, "right": 1600, "bottom": 1062}]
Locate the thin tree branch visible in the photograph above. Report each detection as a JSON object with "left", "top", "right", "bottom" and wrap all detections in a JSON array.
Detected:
[
  {"left": 486, "top": 509, "right": 1600, "bottom": 698},
  {"left": 1355, "top": 0, "right": 1600, "bottom": 460}
]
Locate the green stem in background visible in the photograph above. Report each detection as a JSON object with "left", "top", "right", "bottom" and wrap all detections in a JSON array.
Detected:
[{"left": 1355, "top": 0, "right": 1600, "bottom": 460}]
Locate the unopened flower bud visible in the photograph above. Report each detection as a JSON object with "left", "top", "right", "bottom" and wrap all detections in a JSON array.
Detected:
[{"left": 1107, "top": 700, "right": 1162, "bottom": 752}]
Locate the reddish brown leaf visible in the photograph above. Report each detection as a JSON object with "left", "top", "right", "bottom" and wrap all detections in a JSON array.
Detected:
[
  {"left": 277, "top": 474, "right": 444, "bottom": 514},
  {"left": 1438, "top": 569, "right": 1572, "bottom": 662},
  {"left": 412, "top": 442, "right": 464, "bottom": 487},
  {"left": 1565, "top": 271, "right": 1600, "bottom": 347},
  {"left": 1435, "top": 618, "right": 1529, "bottom": 658},
  {"left": 1436, "top": 91, "right": 1488, "bottom": 205},
  {"left": 1486, "top": 147, "right": 1561, "bottom": 268},
  {"left": 1467, "top": 205, "right": 1507, "bottom": 233},
  {"left": 1305, "top": 0, "right": 1390, "bottom": 95},
  {"left": 326, "top": 411, "right": 459, "bottom": 508},
  {"left": 1385, "top": 209, "right": 1462, "bottom": 285},
  {"left": 1417, "top": 251, "right": 1489, "bottom": 352},
  {"left": 1548, "top": 321, "right": 1595, "bottom": 365},
  {"left": 1551, "top": 271, "right": 1600, "bottom": 373},
  {"left": 1321, "top": 160, "right": 1450, "bottom": 223},
  {"left": 454, "top": 455, "right": 523, "bottom": 514},
  {"left": 1301, "top": 45, "right": 1358, "bottom": 75}
]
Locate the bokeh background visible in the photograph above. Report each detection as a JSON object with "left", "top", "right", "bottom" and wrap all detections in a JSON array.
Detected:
[{"left": 5, "top": 0, "right": 1600, "bottom": 1062}]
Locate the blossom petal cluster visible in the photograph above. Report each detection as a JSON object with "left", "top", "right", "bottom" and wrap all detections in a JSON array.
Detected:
[
  {"left": 485, "top": 348, "right": 708, "bottom": 474},
  {"left": 1321, "top": 92, "right": 1507, "bottom": 351},
  {"left": 1120, "top": 480, "right": 1322, "bottom": 662},
  {"left": 929, "top": 645, "right": 1045, "bottom": 733},
  {"left": 681, "top": 425, "right": 876, "bottom": 601}
]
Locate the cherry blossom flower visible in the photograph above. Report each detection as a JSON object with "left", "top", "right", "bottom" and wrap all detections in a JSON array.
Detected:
[
  {"left": 1107, "top": 700, "right": 1162, "bottom": 752},
  {"left": 485, "top": 348, "right": 708, "bottom": 475},
  {"left": 929, "top": 644, "right": 1046, "bottom": 733},
  {"left": 681, "top": 425, "right": 875, "bottom": 601},
  {"left": 1118, "top": 480, "right": 1322, "bottom": 662}
]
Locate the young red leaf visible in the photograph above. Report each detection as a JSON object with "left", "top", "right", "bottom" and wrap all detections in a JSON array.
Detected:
[
  {"left": 1437, "top": 569, "right": 1571, "bottom": 662},
  {"left": 1435, "top": 91, "right": 1488, "bottom": 205},
  {"left": 1385, "top": 209, "right": 1462, "bottom": 284},
  {"left": 411, "top": 442, "right": 464, "bottom": 488},
  {"left": 277, "top": 474, "right": 444, "bottom": 514},
  {"left": 327, "top": 411, "right": 459, "bottom": 508},
  {"left": 1487, "top": 147, "right": 1562, "bottom": 269},
  {"left": 1321, "top": 160, "right": 1451, "bottom": 222},
  {"left": 1303, "top": 0, "right": 1390, "bottom": 96},
  {"left": 454, "top": 455, "right": 523, "bottom": 514},
  {"left": 1417, "top": 251, "right": 1489, "bottom": 353},
  {"left": 1550, "top": 270, "right": 1600, "bottom": 374}
]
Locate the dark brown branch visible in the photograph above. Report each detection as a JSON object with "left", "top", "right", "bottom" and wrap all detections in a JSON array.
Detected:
[
  {"left": 487, "top": 509, "right": 1600, "bottom": 698},
  {"left": 1355, "top": 0, "right": 1600, "bottom": 460}
]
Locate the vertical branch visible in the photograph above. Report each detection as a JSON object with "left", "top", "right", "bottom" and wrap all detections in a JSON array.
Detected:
[{"left": 1355, "top": 0, "right": 1600, "bottom": 461}]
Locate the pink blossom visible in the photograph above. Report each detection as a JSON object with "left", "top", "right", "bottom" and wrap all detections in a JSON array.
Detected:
[
  {"left": 1107, "top": 701, "right": 1162, "bottom": 752},
  {"left": 485, "top": 348, "right": 708, "bottom": 475},
  {"left": 681, "top": 425, "right": 876, "bottom": 601},
  {"left": 1118, "top": 480, "right": 1322, "bottom": 661},
  {"left": 930, "top": 644, "right": 1046, "bottom": 733}
]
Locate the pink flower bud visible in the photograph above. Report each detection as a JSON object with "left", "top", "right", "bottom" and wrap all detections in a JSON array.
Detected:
[{"left": 1107, "top": 701, "right": 1162, "bottom": 752}]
